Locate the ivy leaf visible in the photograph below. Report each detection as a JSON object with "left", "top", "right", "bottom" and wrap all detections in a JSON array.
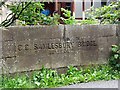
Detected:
[
  {"left": 35, "top": 81, "right": 40, "bottom": 86},
  {"left": 114, "top": 54, "right": 119, "bottom": 59},
  {"left": 111, "top": 45, "right": 119, "bottom": 52}
]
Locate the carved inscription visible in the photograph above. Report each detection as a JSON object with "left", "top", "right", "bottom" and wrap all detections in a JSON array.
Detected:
[
  {"left": 76, "top": 37, "right": 97, "bottom": 47},
  {"left": 33, "top": 42, "right": 74, "bottom": 50},
  {"left": 17, "top": 44, "right": 30, "bottom": 51},
  {"left": 78, "top": 41, "right": 97, "bottom": 47},
  {"left": 16, "top": 37, "right": 97, "bottom": 55}
]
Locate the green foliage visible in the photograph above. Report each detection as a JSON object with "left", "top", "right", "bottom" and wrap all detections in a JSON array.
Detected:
[
  {"left": 80, "top": 20, "right": 99, "bottom": 25},
  {"left": 61, "top": 8, "right": 76, "bottom": 25},
  {"left": 38, "top": 13, "right": 60, "bottom": 25},
  {"left": 86, "top": 1, "right": 120, "bottom": 24},
  {"left": 1, "top": 65, "right": 120, "bottom": 88},
  {"left": 33, "top": 66, "right": 59, "bottom": 88},
  {"left": 7, "top": 2, "right": 60, "bottom": 25},
  {"left": 1, "top": 74, "right": 34, "bottom": 88},
  {"left": 7, "top": 2, "right": 44, "bottom": 25},
  {"left": 109, "top": 44, "right": 120, "bottom": 71}
]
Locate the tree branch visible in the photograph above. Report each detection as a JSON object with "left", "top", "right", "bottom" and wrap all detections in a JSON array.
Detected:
[{"left": 0, "top": 1, "right": 31, "bottom": 27}]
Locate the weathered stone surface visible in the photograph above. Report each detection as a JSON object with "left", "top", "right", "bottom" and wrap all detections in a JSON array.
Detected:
[
  {"left": 116, "top": 25, "right": 120, "bottom": 44},
  {"left": 0, "top": 25, "right": 119, "bottom": 73},
  {"left": 2, "top": 41, "right": 16, "bottom": 57},
  {"left": 118, "top": 37, "right": 120, "bottom": 44},
  {"left": 0, "top": 30, "right": 3, "bottom": 74},
  {"left": 2, "top": 30, "right": 14, "bottom": 41},
  {"left": 8, "top": 54, "right": 52, "bottom": 73},
  {"left": 98, "top": 37, "right": 109, "bottom": 64},
  {"left": 7, "top": 25, "right": 64, "bottom": 41},
  {"left": 3, "top": 57, "right": 17, "bottom": 73},
  {"left": 116, "top": 25, "right": 120, "bottom": 36},
  {"left": 51, "top": 51, "right": 80, "bottom": 68},
  {"left": 0, "top": 29, "right": 3, "bottom": 42},
  {"left": 0, "top": 59, "right": 2, "bottom": 74},
  {"left": 65, "top": 25, "right": 117, "bottom": 38},
  {"left": 97, "top": 25, "right": 117, "bottom": 37}
]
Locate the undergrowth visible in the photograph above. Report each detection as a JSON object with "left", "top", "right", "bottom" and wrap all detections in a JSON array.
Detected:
[{"left": 0, "top": 65, "right": 120, "bottom": 88}]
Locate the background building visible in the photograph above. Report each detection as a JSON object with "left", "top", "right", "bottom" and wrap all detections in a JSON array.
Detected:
[{"left": 0, "top": 0, "right": 114, "bottom": 23}]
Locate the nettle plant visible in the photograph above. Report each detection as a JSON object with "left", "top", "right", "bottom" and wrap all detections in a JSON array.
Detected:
[
  {"left": 109, "top": 44, "right": 120, "bottom": 71},
  {"left": 61, "top": 8, "right": 76, "bottom": 25},
  {"left": 85, "top": 1, "right": 120, "bottom": 24}
]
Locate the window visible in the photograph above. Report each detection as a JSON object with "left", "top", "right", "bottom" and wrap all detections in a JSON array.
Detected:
[
  {"left": 66, "top": 3, "right": 71, "bottom": 11},
  {"left": 101, "top": 1, "right": 107, "bottom": 6}
]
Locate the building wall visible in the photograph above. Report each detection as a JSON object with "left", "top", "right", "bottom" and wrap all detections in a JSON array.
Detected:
[
  {"left": 74, "top": 0, "right": 102, "bottom": 19},
  {"left": 74, "top": 0, "right": 83, "bottom": 18},
  {"left": 93, "top": 0, "right": 101, "bottom": 8}
]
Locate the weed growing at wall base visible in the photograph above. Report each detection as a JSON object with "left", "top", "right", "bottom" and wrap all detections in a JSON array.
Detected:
[
  {"left": 109, "top": 44, "right": 120, "bottom": 71},
  {"left": 0, "top": 65, "right": 120, "bottom": 88}
]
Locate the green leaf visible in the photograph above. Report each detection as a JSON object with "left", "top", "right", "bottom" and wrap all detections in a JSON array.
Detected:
[
  {"left": 111, "top": 45, "right": 119, "bottom": 52},
  {"left": 114, "top": 54, "right": 119, "bottom": 59},
  {"left": 35, "top": 81, "right": 40, "bottom": 86}
]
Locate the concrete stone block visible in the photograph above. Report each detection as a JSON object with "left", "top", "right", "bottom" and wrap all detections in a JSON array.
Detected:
[
  {"left": 107, "top": 36, "right": 118, "bottom": 47},
  {"left": 3, "top": 57, "right": 17, "bottom": 73},
  {"left": 0, "top": 59, "right": 3, "bottom": 74},
  {"left": 65, "top": 25, "right": 117, "bottom": 39},
  {"left": 2, "top": 30, "right": 14, "bottom": 41},
  {"left": 98, "top": 37, "right": 109, "bottom": 64},
  {"left": 118, "top": 36, "right": 120, "bottom": 43},
  {"left": 2, "top": 41, "right": 16, "bottom": 57},
  {"left": 78, "top": 49, "right": 98, "bottom": 65},
  {"left": 0, "top": 47, "right": 2, "bottom": 58},
  {"left": 11, "top": 55, "right": 51, "bottom": 73},
  {"left": 15, "top": 40, "right": 34, "bottom": 56},
  {"left": 116, "top": 25, "right": 120, "bottom": 36},
  {"left": 97, "top": 25, "right": 117, "bottom": 37},
  {"left": 7, "top": 25, "right": 64, "bottom": 41},
  {"left": 0, "top": 25, "right": 119, "bottom": 73},
  {"left": 0, "top": 29, "right": 2, "bottom": 42}
]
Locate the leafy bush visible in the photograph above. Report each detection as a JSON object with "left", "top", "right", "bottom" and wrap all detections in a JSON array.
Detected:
[
  {"left": 38, "top": 13, "right": 60, "bottom": 25},
  {"left": 33, "top": 66, "right": 60, "bottom": 88},
  {"left": 86, "top": 1, "right": 120, "bottom": 24},
  {"left": 109, "top": 44, "right": 120, "bottom": 71},
  {"left": 7, "top": 2, "right": 44, "bottom": 25},
  {"left": 1, "top": 74, "right": 34, "bottom": 88},
  {"left": 80, "top": 20, "right": 99, "bottom": 25},
  {"left": 7, "top": 2, "right": 60, "bottom": 25},
  {"left": 61, "top": 8, "right": 77, "bottom": 25}
]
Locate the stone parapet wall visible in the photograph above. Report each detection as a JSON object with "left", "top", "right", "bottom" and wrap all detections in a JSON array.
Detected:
[{"left": 0, "top": 25, "right": 120, "bottom": 74}]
